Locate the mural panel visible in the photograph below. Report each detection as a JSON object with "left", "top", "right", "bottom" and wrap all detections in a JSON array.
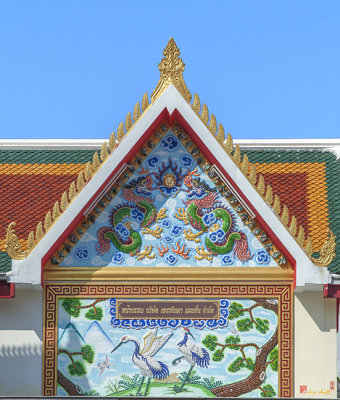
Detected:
[
  {"left": 56, "top": 297, "right": 279, "bottom": 397},
  {"left": 60, "top": 130, "right": 278, "bottom": 268}
]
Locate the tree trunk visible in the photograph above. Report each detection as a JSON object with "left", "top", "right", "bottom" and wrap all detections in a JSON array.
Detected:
[
  {"left": 57, "top": 369, "right": 83, "bottom": 396},
  {"left": 212, "top": 298, "right": 278, "bottom": 397}
]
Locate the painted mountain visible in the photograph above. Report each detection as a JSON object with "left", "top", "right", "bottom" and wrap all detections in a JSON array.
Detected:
[
  {"left": 58, "top": 322, "right": 86, "bottom": 352},
  {"left": 83, "top": 321, "right": 114, "bottom": 353}
]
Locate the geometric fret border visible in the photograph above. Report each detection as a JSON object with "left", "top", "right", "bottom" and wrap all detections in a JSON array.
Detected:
[{"left": 43, "top": 283, "right": 293, "bottom": 397}]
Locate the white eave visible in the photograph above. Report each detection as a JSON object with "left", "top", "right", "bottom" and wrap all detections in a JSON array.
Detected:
[{"left": 7, "top": 84, "right": 330, "bottom": 289}]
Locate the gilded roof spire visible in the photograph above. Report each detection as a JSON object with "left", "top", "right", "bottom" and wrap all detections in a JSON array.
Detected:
[{"left": 151, "top": 38, "right": 192, "bottom": 103}]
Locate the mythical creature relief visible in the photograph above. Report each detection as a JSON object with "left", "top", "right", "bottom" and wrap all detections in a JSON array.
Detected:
[{"left": 60, "top": 133, "right": 275, "bottom": 268}]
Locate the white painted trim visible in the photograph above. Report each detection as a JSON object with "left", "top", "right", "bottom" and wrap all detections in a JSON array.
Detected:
[
  {"left": 0, "top": 139, "right": 339, "bottom": 150},
  {"left": 8, "top": 85, "right": 330, "bottom": 288}
]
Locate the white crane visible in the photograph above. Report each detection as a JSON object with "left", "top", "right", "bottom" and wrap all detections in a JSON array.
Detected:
[
  {"left": 111, "top": 328, "right": 172, "bottom": 396},
  {"left": 173, "top": 327, "right": 210, "bottom": 392}
]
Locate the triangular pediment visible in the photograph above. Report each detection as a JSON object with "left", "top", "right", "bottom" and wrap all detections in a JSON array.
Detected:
[
  {"left": 6, "top": 39, "right": 332, "bottom": 288},
  {"left": 55, "top": 127, "right": 283, "bottom": 269}
]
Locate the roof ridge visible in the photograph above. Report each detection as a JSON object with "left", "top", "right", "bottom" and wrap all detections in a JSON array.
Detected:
[{"left": 5, "top": 38, "right": 336, "bottom": 268}]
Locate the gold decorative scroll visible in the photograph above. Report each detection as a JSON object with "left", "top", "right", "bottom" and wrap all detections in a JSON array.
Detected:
[
  {"left": 5, "top": 222, "right": 28, "bottom": 260},
  {"left": 116, "top": 300, "right": 219, "bottom": 320},
  {"left": 151, "top": 38, "right": 192, "bottom": 103},
  {"left": 310, "top": 230, "right": 336, "bottom": 267}
]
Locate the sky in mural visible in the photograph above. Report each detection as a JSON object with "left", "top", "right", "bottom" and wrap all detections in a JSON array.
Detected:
[
  {"left": 0, "top": 1, "right": 339, "bottom": 140},
  {"left": 60, "top": 131, "right": 277, "bottom": 268}
]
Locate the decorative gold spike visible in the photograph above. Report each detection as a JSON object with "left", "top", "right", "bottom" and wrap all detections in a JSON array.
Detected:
[
  {"left": 84, "top": 162, "right": 92, "bottom": 181},
  {"left": 60, "top": 192, "right": 69, "bottom": 212},
  {"left": 125, "top": 112, "right": 133, "bottom": 132},
  {"left": 248, "top": 163, "right": 257, "bottom": 185},
  {"left": 108, "top": 132, "right": 116, "bottom": 152},
  {"left": 27, "top": 231, "right": 35, "bottom": 252},
  {"left": 224, "top": 133, "right": 233, "bottom": 154},
  {"left": 192, "top": 94, "right": 201, "bottom": 114},
  {"left": 52, "top": 202, "right": 60, "bottom": 221},
  {"left": 100, "top": 142, "right": 109, "bottom": 162},
  {"left": 68, "top": 181, "right": 76, "bottom": 201},
  {"left": 310, "top": 230, "right": 336, "bottom": 267},
  {"left": 240, "top": 154, "right": 249, "bottom": 174},
  {"left": 305, "top": 236, "right": 314, "bottom": 256},
  {"left": 257, "top": 175, "right": 265, "bottom": 196},
  {"left": 117, "top": 122, "right": 125, "bottom": 142},
  {"left": 76, "top": 171, "right": 85, "bottom": 192},
  {"left": 151, "top": 38, "right": 192, "bottom": 103},
  {"left": 201, "top": 104, "right": 209, "bottom": 124},
  {"left": 216, "top": 124, "right": 225, "bottom": 144},
  {"left": 265, "top": 184, "right": 273, "bottom": 205},
  {"left": 273, "top": 195, "right": 281, "bottom": 215},
  {"left": 208, "top": 114, "right": 217, "bottom": 134},
  {"left": 133, "top": 102, "right": 141, "bottom": 122},
  {"left": 141, "top": 92, "right": 149, "bottom": 112},
  {"left": 289, "top": 215, "right": 297, "bottom": 237},
  {"left": 281, "top": 205, "right": 289, "bottom": 226},
  {"left": 35, "top": 222, "right": 44, "bottom": 242},
  {"left": 297, "top": 225, "right": 305, "bottom": 246},
  {"left": 233, "top": 144, "right": 241, "bottom": 165},
  {"left": 44, "top": 211, "right": 52, "bottom": 231},
  {"left": 92, "top": 152, "right": 100, "bottom": 171},
  {"left": 5, "top": 222, "right": 28, "bottom": 260}
]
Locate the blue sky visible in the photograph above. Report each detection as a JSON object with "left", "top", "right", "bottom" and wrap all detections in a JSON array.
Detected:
[{"left": 0, "top": 1, "right": 339, "bottom": 140}]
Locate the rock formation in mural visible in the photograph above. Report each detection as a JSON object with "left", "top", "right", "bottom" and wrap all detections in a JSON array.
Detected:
[{"left": 57, "top": 297, "right": 278, "bottom": 397}]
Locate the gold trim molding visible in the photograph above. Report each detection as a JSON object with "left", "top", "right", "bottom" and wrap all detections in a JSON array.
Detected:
[{"left": 44, "top": 267, "right": 293, "bottom": 282}]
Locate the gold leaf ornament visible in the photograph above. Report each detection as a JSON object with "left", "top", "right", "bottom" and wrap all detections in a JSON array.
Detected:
[
  {"left": 310, "top": 230, "right": 336, "bottom": 267},
  {"left": 151, "top": 38, "right": 192, "bottom": 102},
  {"left": 5, "top": 222, "right": 28, "bottom": 260}
]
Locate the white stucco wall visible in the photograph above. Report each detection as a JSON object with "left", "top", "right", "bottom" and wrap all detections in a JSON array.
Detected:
[
  {"left": 0, "top": 286, "right": 43, "bottom": 395},
  {"left": 294, "top": 292, "right": 337, "bottom": 398}
]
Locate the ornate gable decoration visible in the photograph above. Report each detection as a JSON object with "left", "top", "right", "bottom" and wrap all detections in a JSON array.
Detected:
[
  {"left": 6, "top": 38, "right": 335, "bottom": 268},
  {"left": 53, "top": 126, "right": 282, "bottom": 268}
]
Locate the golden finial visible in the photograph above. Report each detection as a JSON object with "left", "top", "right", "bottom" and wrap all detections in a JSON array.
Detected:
[
  {"left": 310, "top": 230, "right": 336, "bottom": 267},
  {"left": 108, "top": 132, "right": 116, "bottom": 152},
  {"left": 216, "top": 124, "right": 225, "bottom": 144},
  {"left": 84, "top": 162, "right": 92, "bottom": 181},
  {"left": 125, "top": 112, "right": 133, "bottom": 132},
  {"left": 233, "top": 144, "right": 241, "bottom": 164},
  {"left": 52, "top": 202, "right": 60, "bottom": 221},
  {"left": 257, "top": 175, "right": 265, "bottom": 196},
  {"left": 265, "top": 184, "right": 273, "bottom": 205},
  {"left": 5, "top": 222, "right": 28, "bottom": 260},
  {"left": 35, "top": 222, "right": 44, "bottom": 242},
  {"left": 92, "top": 152, "right": 100, "bottom": 171},
  {"left": 273, "top": 194, "right": 281, "bottom": 214},
  {"left": 141, "top": 93, "right": 149, "bottom": 112},
  {"left": 44, "top": 211, "right": 53, "bottom": 231},
  {"left": 151, "top": 38, "right": 192, "bottom": 102},
  {"left": 289, "top": 215, "right": 297, "bottom": 237},
  {"left": 27, "top": 231, "right": 35, "bottom": 252},
  {"left": 201, "top": 104, "right": 209, "bottom": 125},
  {"left": 281, "top": 205, "right": 289, "bottom": 226},
  {"left": 60, "top": 192, "right": 69, "bottom": 211},
  {"left": 117, "top": 122, "right": 125, "bottom": 142},
  {"left": 224, "top": 133, "right": 233, "bottom": 154},
  {"left": 100, "top": 142, "right": 109, "bottom": 162},
  {"left": 305, "top": 236, "right": 313, "bottom": 256},
  {"left": 192, "top": 94, "right": 201, "bottom": 114},
  {"left": 76, "top": 171, "right": 85, "bottom": 192},
  {"left": 297, "top": 225, "right": 305, "bottom": 246},
  {"left": 240, "top": 154, "right": 249, "bottom": 174},
  {"left": 133, "top": 102, "right": 141, "bottom": 121},
  {"left": 208, "top": 114, "right": 217, "bottom": 134},
  {"left": 248, "top": 164, "right": 257, "bottom": 185},
  {"left": 68, "top": 181, "right": 76, "bottom": 201}
]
